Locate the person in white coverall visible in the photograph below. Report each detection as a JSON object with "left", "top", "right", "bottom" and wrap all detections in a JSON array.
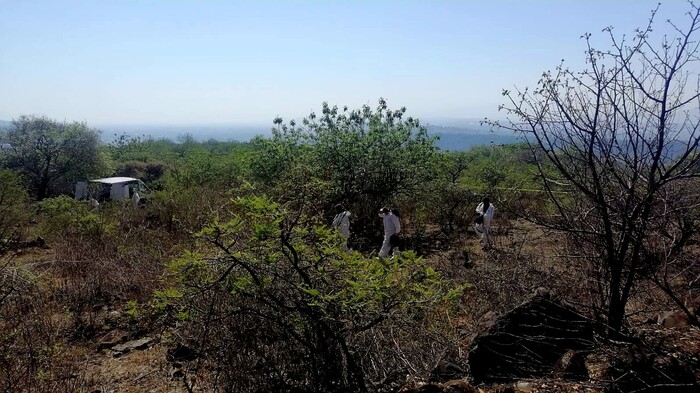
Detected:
[
  {"left": 475, "top": 197, "right": 495, "bottom": 249},
  {"left": 132, "top": 190, "right": 141, "bottom": 207},
  {"left": 332, "top": 205, "right": 352, "bottom": 250},
  {"left": 378, "top": 208, "right": 401, "bottom": 258}
]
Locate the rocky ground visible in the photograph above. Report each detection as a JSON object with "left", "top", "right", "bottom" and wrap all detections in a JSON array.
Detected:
[{"left": 4, "top": 220, "right": 699, "bottom": 392}]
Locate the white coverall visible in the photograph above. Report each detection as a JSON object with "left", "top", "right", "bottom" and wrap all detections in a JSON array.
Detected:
[
  {"left": 475, "top": 202, "right": 495, "bottom": 247},
  {"left": 379, "top": 213, "right": 401, "bottom": 257},
  {"left": 333, "top": 211, "right": 351, "bottom": 249}
]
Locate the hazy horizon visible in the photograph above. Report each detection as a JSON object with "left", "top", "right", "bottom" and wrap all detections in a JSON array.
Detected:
[{"left": 0, "top": 117, "right": 515, "bottom": 149}]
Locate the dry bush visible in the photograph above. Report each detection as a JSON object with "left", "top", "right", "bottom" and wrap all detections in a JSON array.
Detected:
[
  {"left": 0, "top": 169, "right": 30, "bottom": 254},
  {"left": 159, "top": 196, "right": 464, "bottom": 393},
  {"left": 115, "top": 160, "right": 166, "bottom": 184},
  {"left": 35, "top": 197, "right": 184, "bottom": 337},
  {"left": 0, "top": 192, "right": 191, "bottom": 390},
  {"left": 148, "top": 185, "right": 230, "bottom": 236},
  {"left": 426, "top": 217, "right": 589, "bottom": 351},
  {"left": 0, "top": 259, "right": 91, "bottom": 391}
]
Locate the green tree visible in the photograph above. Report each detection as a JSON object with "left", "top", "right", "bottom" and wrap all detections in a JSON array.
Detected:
[
  {"left": 164, "top": 194, "right": 461, "bottom": 392},
  {"left": 1, "top": 115, "right": 104, "bottom": 199},
  {"left": 421, "top": 151, "right": 475, "bottom": 234},
  {"left": 250, "top": 99, "right": 438, "bottom": 236}
]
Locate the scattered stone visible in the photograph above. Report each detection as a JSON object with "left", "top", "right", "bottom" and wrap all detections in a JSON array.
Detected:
[
  {"left": 533, "top": 287, "right": 549, "bottom": 297},
  {"left": 111, "top": 337, "right": 154, "bottom": 357},
  {"left": 430, "top": 360, "right": 467, "bottom": 382},
  {"left": 658, "top": 310, "right": 689, "bottom": 328},
  {"left": 96, "top": 331, "right": 128, "bottom": 352},
  {"left": 514, "top": 382, "right": 533, "bottom": 392},
  {"left": 97, "top": 339, "right": 119, "bottom": 352},
  {"left": 478, "top": 311, "right": 498, "bottom": 331},
  {"left": 105, "top": 310, "right": 122, "bottom": 325},
  {"left": 443, "top": 379, "right": 477, "bottom": 393}
]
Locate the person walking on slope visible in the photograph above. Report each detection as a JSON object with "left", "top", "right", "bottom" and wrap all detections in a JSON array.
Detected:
[
  {"left": 475, "top": 197, "right": 495, "bottom": 249},
  {"left": 132, "top": 189, "right": 141, "bottom": 208},
  {"left": 378, "top": 207, "right": 401, "bottom": 258},
  {"left": 332, "top": 205, "right": 352, "bottom": 251}
]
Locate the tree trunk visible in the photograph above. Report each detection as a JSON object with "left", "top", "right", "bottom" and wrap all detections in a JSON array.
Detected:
[
  {"left": 607, "top": 259, "right": 625, "bottom": 335},
  {"left": 607, "top": 287, "right": 625, "bottom": 335}
]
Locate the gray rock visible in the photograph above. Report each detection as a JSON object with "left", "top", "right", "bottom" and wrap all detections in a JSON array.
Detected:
[
  {"left": 112, "top": 337, "right": 154, "bottom": 357},
  {"left": 657, "top": 311, "right": 689, "bottom": 328}
]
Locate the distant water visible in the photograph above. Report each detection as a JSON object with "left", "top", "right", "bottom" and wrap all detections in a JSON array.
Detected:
[
  {"left": 432, "top": 131, "right": 521, "bottom": 150},
  {"left": 1, "top": 120, "right": 521, "bottom": 151},
  {"left": 97, "top": 123, "right": 520, "bottom": 151}
]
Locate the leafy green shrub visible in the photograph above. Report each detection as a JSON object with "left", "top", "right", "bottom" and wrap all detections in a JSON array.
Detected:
[
  {"left": 38, "top": 196, "right": 115, "bottom": 244},
  {"left": 1, "top": 115, "right": 106, "bottom": 199},
  {"left": 115, "top": 160, "right": 166, "bottom": 184},
  {"left": 249, "top": 99, "right": 439, "bottom": 240},
  {"left": 164, "top": 194, "right": 464, "bottom": 392}
]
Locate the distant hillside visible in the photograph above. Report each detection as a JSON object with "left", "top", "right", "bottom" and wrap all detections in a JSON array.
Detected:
[
  {"left": 3, "top": 119, "right": 520, "bottom": 151},
  {"left": 98, "top": 124, "right": 268, "bottom": 143},
  {"left": 97, "top": 123, "right": 521, "bottom": 151}
]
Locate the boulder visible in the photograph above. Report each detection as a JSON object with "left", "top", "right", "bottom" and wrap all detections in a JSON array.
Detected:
[
  {"left": 111, "top": 336, "right": 154, "bottom": 357},
  {"left": 468, "top": 294, "right": 596, "bottom": 383},
  {"left": 657, "top": 310, "right": 689, "bottom": 328}
]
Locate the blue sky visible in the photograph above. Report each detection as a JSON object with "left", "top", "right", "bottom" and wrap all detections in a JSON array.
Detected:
[{"left": 0, "top": 1, "right": 693, "bottom": 126}]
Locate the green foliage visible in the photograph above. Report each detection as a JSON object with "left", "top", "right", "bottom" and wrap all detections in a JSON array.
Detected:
[
  {"left": 114, "top": 160, "right": 166, "bottom": 184},
  {"left": 1, "top": 115, "right": 106, "bottom": 199},
  {"left": 108, "top": 134, "right": 180, "bottom": 163},
  {"left": 459, "top": 143, "right": 539, "bottom": 193},
  {"left": 165, "top": 194, "right": 463, "bottom": 392},
  {"left": 109, "top": 133, "right": 251, "bottom": 190},
  {"left": 125, "top": 300, "right": 140, "bottom": 319},
  {"left": 38, "top": 196, "right": 115, "bottom": 243},
  {"left": 419, "top": 151, "right": 477, "bottom": 234},
  {"left": 249, "top": 99, "right": 439, "bottom": 231}
]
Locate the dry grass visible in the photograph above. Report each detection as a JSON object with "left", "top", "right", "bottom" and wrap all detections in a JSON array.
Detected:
[{"left": 2, "top": 210, "right": 698, "bottom": 392}]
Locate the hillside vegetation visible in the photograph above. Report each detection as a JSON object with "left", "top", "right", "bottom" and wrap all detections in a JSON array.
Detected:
[{"left": 3, "top": 4, "right": 700, "bottom": 392}]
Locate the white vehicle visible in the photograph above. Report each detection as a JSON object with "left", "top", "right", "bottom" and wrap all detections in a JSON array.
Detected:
[{"left": 75, "top": 177, "right": 150, "bottom": 202}]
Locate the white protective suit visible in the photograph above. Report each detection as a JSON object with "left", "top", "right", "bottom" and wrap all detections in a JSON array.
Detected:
[
  {"left": 475, "top": 202, "right": 495, "bottom": 247},
  {"left": 379, "top": 212, "right": 401, "bottom": 257},
  {"left": 332, "top": 211, "right": 351, "bottom": 249}
]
